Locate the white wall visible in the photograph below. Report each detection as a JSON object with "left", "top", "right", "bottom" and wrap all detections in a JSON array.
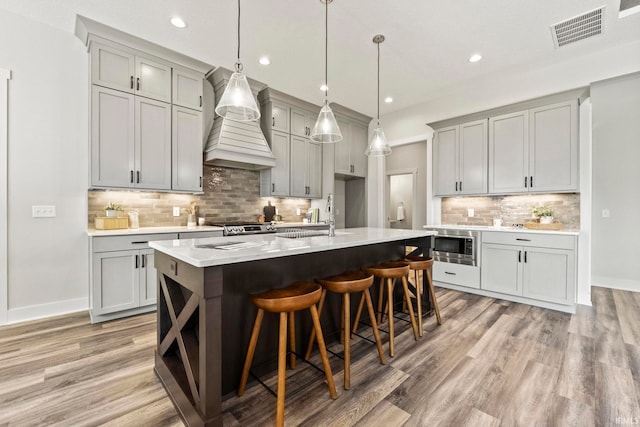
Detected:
[
  {"left": 1, "top": 9, "right": 89, "bottom": 323},
  {"left": 1, "top": 68, "right": 10, "bottom": 324},
  {"left": 591, "top": 72, "right": 640, "bottom": 291}
]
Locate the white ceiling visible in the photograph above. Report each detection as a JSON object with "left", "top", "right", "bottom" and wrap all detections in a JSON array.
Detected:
[{"left": 1, "top": 0, "right": 639, "bottom": 119}]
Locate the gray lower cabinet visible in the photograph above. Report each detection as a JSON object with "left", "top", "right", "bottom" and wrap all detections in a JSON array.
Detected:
[
  {"left": 481, "top": 231, "right": 576, "bottom": 306},
  {"left": 90, "top": 233, "right": 178, "bottom": 323}
]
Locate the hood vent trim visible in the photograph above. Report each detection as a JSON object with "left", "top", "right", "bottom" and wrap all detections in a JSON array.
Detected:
[
  {"left": 550, "top": 6, "right": 605, "bottom": 49},
  {"left": 204, "top": 68, "right": 275, "bottom": 170}
]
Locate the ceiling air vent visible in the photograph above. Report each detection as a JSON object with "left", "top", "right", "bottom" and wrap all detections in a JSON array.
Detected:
[{"left": 550, "top": 6, "right": 605, "bottom": 48}]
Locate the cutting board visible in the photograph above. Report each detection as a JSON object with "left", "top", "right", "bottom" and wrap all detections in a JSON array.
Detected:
[{"left": 263, "top": 205, "right": 276, "bottom": 222}]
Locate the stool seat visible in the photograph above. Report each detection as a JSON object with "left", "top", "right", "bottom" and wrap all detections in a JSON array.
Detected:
[
  {"left": 251, "top": 282, "right": 322, "bottom": 313},
  {"left": 364, "top": 261, "right": 410, "bottom": 278},
  {"left": 404, "top": 255, "right": 442, "bottom": 330},
  {"left": 307, "top": 270, "right": 386, "bottom": 390}
]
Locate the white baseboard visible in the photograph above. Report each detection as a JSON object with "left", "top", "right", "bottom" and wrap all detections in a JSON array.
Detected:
[
  {"left": 592, "top": 276, "right": 640, "bottom": 293},
  {"left": 6, "top": 297, "right": 88, "bottom": 325}
]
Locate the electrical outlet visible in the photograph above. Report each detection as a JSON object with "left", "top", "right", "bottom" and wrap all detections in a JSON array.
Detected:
[
  {"left": 173, "top": 206, "right": 181, "bottom": 217},
  {"left": 602, "top": 209, "right": 610, "bottom": 218},
  {"left": 467, "top": 208, "right": 475, "bottom": 217},
  {"left": 32, "top": 205, "right": 56, "bottom": 218}
]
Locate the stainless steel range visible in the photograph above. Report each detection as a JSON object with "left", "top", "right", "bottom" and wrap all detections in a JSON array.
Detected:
[{"left": 210, "top": 222, "right": 277, "bottom": 236}]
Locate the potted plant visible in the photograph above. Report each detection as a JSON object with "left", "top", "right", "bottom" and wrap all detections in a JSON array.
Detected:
[
  {"left": 103, "top": 203, "right": 123, "bottom": 217},
  {"left": 532, "top": 205, "right": 554, "bottom": 224},
  {"left": 185, "top": 202, "right": 198, "bottom": 227}
]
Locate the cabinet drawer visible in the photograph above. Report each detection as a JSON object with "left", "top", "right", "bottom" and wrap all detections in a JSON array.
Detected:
[
  {"left": 482, "top": 231, "right": 575, "bottom": 250},
  {"left": 433, "top": 261, "right": 480, "bottom": 289},
  {"left": 92, "top": 233, "right": 178, "bottom": 252}
]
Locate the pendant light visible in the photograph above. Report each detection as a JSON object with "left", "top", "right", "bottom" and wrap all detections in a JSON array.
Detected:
[
  {"left": 310, "top": 0, "right": 342, "bottom": 143},
  {"left": 215, "top": 0, "right": 261, "bottom": 122},
  {"left": 365, "top": 34, "right": 391, "bottom": 156}
]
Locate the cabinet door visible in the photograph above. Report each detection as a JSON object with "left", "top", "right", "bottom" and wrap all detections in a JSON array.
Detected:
[
  {"left": 489, "top": 110, "right": 529, "bottom": 194},
  {"left": 334, "top": 118, "right": 351, "bottom": 175},
  {"left": 459, "top": 120, "right": 487, "bottom": 195},
  {"left": 307, "top": 140, "right": 322, "bottom": 198},
  {"left": 269, "top": 131, "right": 290, "bottom": 196},
  {"left": 92, "top": 250, "right": 140, "bottom": 315},
  {"left": 90, "top": 43, "right": 135, "bottom": 93},
  {"left": 529, "top": 100, "right": 578, "bottom": 192},
  {"left": 134, "top": 56, "right": 172, "bottom": 103},
  {"left": 481, "top": 243, "right": 522, "bottom": 295},
  {"left": 139, "top": 249, "right": 157, "bottom": 306},
  {"left": 271, "top": 102, "right": 290, "bottom": 133},
  {"left": 433, "top": 125, "right": 459, "bottom": 196},
  {"left": 522, "top": 247, "right": 574, "bottom": 304},
  {"left": 350, "top": 122, "right": 368, "bottom": 177},
  {"left": 291, "top": 108, "right": 312, "bottom": 137},
  {"left": 290, "top": 135, "right": 308, "bottom": 197},
  {"left": 135, "top": 97, "right": 172, "bottom": 190},
  {"left": 172, "top": 106, "right": 203, "bottom": 192},
  {"left": 172, "top": 67, "right": 203, "bottom": 111},
  {"left": 91, "top": 86, "right": 135, "bottom": 188}
]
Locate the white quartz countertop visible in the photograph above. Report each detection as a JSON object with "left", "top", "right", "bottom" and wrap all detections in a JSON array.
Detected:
[
  {"left": 87, "top": 225, "right": 224, "bottom": 237},
  {"left": 149, "top": 227, "right": 436, "bottom": 268},
  {"left": 272, "top": 222, "right": 328, "bottom": 228},
  {"left": 424, "top": 224, "right": 579, "bottom": 236}
]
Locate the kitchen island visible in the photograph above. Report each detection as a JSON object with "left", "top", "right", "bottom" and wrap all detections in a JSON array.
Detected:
[{"left": 149, "top": 227, "right": 435, "bottom": 427}]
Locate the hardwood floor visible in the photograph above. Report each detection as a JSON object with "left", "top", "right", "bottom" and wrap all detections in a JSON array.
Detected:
[{"left": 0, "top": 286, "right": 638, "bottom": 426}]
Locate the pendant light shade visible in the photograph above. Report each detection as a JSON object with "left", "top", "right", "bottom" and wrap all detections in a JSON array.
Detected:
[
  {"left": 310, "top": 0, "right": 342, "bottom": 143},
  {"left": 215, "top": 0, "right": 261, "bottom": 122},
  {"left": 366, "top": 34, "right": 391, "bottom": 156}
]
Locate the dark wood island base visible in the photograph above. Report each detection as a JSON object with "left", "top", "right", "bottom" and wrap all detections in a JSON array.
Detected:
[{"left": 153, "top": 233, "right": 433, "bottom": 427}]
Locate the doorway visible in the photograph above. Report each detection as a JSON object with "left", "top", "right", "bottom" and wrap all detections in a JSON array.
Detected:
[{"left": 386, "top": 169, "right": 417, "bottom": 230}]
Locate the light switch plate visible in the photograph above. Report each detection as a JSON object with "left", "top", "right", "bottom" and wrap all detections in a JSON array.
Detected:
[
  {"left": 602, "top": 209, "right": 610, "bottom": 218},
  {"left": 467, "top": 208, "right": 475, "bottom": 217},
  {"left": 32, "top": 205, "right": 56, "bottom": 217},
  {"left": 173, "top": 206, "right": 180, "bottom": 217}
]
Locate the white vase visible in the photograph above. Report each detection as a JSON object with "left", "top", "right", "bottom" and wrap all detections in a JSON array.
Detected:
[
  {"left": 540, "top": 216, "right": 553, "bottom": 224},
  {"left": 105, "top": 210, "right": 118, "bottom": 218}
]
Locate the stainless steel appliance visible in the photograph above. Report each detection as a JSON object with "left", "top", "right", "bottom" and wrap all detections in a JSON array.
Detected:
[
  {"left": 210, "top": 222, "right": 277, "bottom": 236},
  {"left": 432, "top": 228, "right": 478, "bottom": 266}
]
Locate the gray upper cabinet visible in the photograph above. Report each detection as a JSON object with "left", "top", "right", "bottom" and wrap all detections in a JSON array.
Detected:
[
  {"left": 434, "top": 119, "right": 487, "bottom": 196},
  {"left": 135, "top": 97, "right": 172, "bottom": 189},
  {"left": 333, "top": 106, "right": 370, "bottom": 178},
  {"left": 291, "top": 107, "right": 316, "bottom": 138},
  {"left": 290, "top": 136, "right": 322, "bottom": 198},
  {"left": 267, "top": 131, "right": 291, "bottom": 196},
  {"left": 172, "top": 106, "right": 203, "bottom": 192},
  {"left": 91, "top": 42, "right": 172, "bottom": 103},
  {"left": 172, "top": 67, "right": 203, "bottom": 111},
  {"left": 271, "top": 101, "right": 290, "bottom": 133},
  {"left": 489, "top": 100, "right": 578, "bottom": 194}
]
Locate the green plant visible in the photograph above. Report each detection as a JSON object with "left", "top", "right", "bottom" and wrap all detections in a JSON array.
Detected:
[
  {"left": 532, "top": 205, "right": 553, "bottom": 218},
  {"left": 102, "top": 203, "right": 123, "bottom": 211}
]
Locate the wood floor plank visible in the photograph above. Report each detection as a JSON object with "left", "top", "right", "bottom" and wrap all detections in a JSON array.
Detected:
[
  {"left": 354, "top": 400, "right": 410, "bottom": 427},
  {"left": 556, "top": 332, "right": 596, "bottom": 406},
  {"left": 549, "top": 394, "right": 596, "bottom": 427},
  {"left": 568, "top": 303, "right": 595, "bottom": 338},
  {"left": 595, "top": 361, "right": 640, "bottom": 426},
  {"left": 449, "top": 405, "right": 501, "bottom": 427},
  {"left": 612, "top": 289, "right": 640, "bottom": 346}
]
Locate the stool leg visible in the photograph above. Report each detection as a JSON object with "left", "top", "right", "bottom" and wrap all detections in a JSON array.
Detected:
[
  {"left": 401, "top": 275, "right": 419, "bottom": 340},
  {"left": 276, "top": 312, "right": 288, "bottom": 427},
  {"left": 387, "top": 278, "right": 395, "bottom": 357},
  {"left": 304, "top": 289, "right": 327, "bottom": 360},
  {"left": 364, "top": 288, "right": 386, "bottom": 365},
  {"left": 238, "top": 308, "right": 264, "bottom": 396},
  {"left": 289, "top": 312, "right": 296, "bottom": 369},
  {"left": 343, "top": 292, "right": 351, "bottom": 390},
  {"left": 309, "top": 304, "right": 337, "bottom": 399},
  {"left": 426, "top": 267, "right": 442, "bottom": 325},
  {"left": 377, "top": 277, "right": 385, "bottom": 324},
  {"left": 415, "top": 270, "right": 423, "bottom": 337},
  {"left": 351, "top": 292, "right": 365, "bottom": 338}
]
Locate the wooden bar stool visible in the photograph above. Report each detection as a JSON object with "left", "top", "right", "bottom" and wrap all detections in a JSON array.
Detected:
[
  {"left": 405, "top": 255, "right": 442, "bottom": 336},
  {"left": 238, "top": 282, "right": 337, "bottom": 427},
  {"left": 304, "top": 270, "right": 386, "bottom": 390},
  {"left": 363, "top": 261, "right": 419, "bottom": 357}
]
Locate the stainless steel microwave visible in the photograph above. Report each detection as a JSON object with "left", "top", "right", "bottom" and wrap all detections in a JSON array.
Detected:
[{"left": 432, "top": 229, "right": 478, "bottom": 266}]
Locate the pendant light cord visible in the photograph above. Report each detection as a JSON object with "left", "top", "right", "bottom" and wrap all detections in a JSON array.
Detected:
[
  {"left": 377, "top": 41, "right": 380, "bottom": 125},
  {"left": 236, "top": 0, "right": 242, "bottom": 72},
  {"left": 324, "top": 0, "right": 329, "bottom": 101}
]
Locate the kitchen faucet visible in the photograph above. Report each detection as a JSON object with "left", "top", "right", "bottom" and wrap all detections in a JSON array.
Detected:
[{"left": 326, "top": 193, "right": 335, "bottom": 237}]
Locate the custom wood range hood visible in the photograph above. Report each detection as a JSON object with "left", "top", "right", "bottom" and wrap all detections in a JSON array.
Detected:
[{"left": 203, "top": 67, "right": 276, "bottom": 170}]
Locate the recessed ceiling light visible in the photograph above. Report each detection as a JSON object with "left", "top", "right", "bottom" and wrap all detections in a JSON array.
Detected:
[
  {"left": 384, "top": 96, "right": 393, "bottom": 103},
  {"left": 259, "top": 56, "right": 271, "bottom": 66},
  {"left": 469, "top": 53, "right": 482, "bottom": 63},
  {"left": 320, "top": 84, "right": 328, "bottom": 92},
  {"left": 170, "top": 17, "right": 187, "bottom": 28}
]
